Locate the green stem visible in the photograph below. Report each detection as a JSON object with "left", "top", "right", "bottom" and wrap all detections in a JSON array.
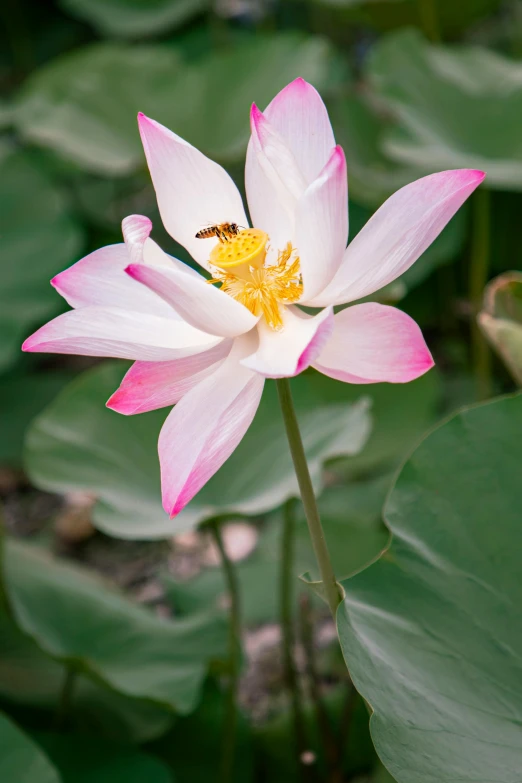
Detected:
[
  {"left": 276, "top": 378, "right": 341, "bottom": 619},
  {"left": 53, "top": 668, "right": 77, "bottom": 730},
  {"left": 299, "top": 594, "right": 337, "bottom": 777},
  {"left": 211, "top": 522, "right": 241, "bottom": 783},
  {"left": 280, "top": 500, "right": 311, "bottom": 776},
  {"left": 417, "top": 0, "right": 441, "bottom": 43},
  {"left": 469, "top": 187, "right": 492, "bottom": 400}
]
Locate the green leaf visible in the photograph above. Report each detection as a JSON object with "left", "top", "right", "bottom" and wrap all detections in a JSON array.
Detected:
[
  {"left": 3, "top": 538, "right": 227, "bottom": 714},
  {"left": 367, "top": 28, "right": 522, "bottom": 190},
  {"left": 164, "top": 478, "right": 388, "bottom": 626},
  {"left": 25, "top": 362, "right": 372, "bottom": 538},
  {"left": 330, "top": 95, "right": 417, "bottom": 208},
  {"left": 149, "top": 680, "right": 254, "bottom": 782},
  {"left": 0, "top": 712, "right": 61, "bottom": 783},
  {"left": 0, "top": 151, "right": 84, "bottom": 372},
  {"left": 305, "top": 0, "right": 501, "bottom": 36},
  {"left": 59, "top": 0, "right": 208, "bottom": 38},
  {"left": 15, "top": 36, "right": 345, "bottom": 176},
  {"left": 479, "top": 271, "right": 522, "bottom": 385},
  {"left": 0, "top": 611, "right": 173, "bottom": 742},
  {"left": 330, "top": 369, "right": 440, "bottom": 476},
  {"left": 34, "top": 733, "right": 173, "bottom": 783},
  {"left": 0, "top": 371, "right": 72, "bottom": 466},
  {"left": 337, "top": 393, "right": 522, "bottom": 782}
]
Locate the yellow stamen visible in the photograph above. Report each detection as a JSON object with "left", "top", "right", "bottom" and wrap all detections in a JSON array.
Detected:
[{"left": 208, "top": 232, "right": 302, "bottom": 331}]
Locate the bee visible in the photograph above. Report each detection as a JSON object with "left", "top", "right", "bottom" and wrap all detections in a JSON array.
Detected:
[{"left": 195, "top": 222, "right": 241, "bottom": 243}]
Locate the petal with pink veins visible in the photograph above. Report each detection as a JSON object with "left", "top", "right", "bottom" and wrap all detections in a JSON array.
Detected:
[
  {"left": 313, "top": 303, "right": 434, "bottom": 384},
  {"left": 126, "top": 254, "right": 259, "bottom": 338},
  {"left": 22, "top": 306, "right": 221, "bottom": 361},
  {"left": 159, "top": 336, "right": 265, "bottom": 517},
  {"left": 107, "top": 340, "right": 232, "bottom": 415},
  {"left": 241, "top": 306, "right": 334, "bottom": 379},
  {"left": 138, "top": 113, "right": 248, "bottom": 270},
  {"left": 296, "top": 146, "right": 348, "bottom": 303},
  {"left": 308, "top": 170, "right": 486, "bottom": 307},
  {"left": 264, "top": 77, "right": 336, "bottom": 185}
]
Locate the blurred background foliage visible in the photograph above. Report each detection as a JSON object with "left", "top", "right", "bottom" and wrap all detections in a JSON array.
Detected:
[{"left": 1, "top": 0, "right": 522, "bottom": 781}]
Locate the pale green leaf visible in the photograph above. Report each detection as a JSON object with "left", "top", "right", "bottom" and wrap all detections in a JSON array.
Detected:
[{"left": 338, "top": 394, "right": 522, "bottom": 782}]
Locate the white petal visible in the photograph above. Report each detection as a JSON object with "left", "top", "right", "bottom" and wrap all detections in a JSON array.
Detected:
[
  {"left": 309, "top": 169, "right": 486, "bottom": 306},
  {"left": 22, "top": 306, "right": 221, "bottom": 361},
  {"left": 122, "top": 214, "right": 152, "bottom": 265},
  {"left": 296, "top": 146, "right": 348, "bottom": 303},
  {"left": 241, "top": 306, "right": 334, "bottom": 378},
  {"left": 127, "top": 249, "right": 258, "bottom": 339},
  {"left": 52, "top": 242, "right": 173, "bottom": 318},
  {"left": 264, "top": 77, "right": 336, "bottom": 185},
  {"left": 138, "top": 113, "right": 248, "bottom": 269},
  {"left": 159, "top": 336, "right": 264, "bottom": 517},
  {"left": 245, "top": 104, "right": 303, "bottom": 252}
]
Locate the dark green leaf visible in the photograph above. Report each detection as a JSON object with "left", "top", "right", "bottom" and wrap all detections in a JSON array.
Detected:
[
  {"left": 0, "top": 372, "right": 72, "bottom": 466},
  {"left": 59, "top": 0, "right": 208, "bottom": 38},
  {"left": 0, "top": 712, "right": 61, "bottom": 783},
  {"left": 338, "top": 393, "right": 522, "bottom": 781},
  {"left": 306, "top": 0, "right": 501, "bottom": 38},
  {"left": 35, "top": 733, "right": 173, "bottom": 783},
  {"left": 255, "top": 685, "right": 375, "bottom": 782},
  {"left": 0, "top": 611, "right": 173, "bottom": 742},
  {"left": 0, "top": 152, "right": 84, "bottom": 372},
  {"left": 149, "top": 681, "right": 253, "bottom": 782}
]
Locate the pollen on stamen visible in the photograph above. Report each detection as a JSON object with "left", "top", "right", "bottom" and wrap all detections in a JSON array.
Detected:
[{"left": 207, "top": 230, "right": 302, "bottom": 331}]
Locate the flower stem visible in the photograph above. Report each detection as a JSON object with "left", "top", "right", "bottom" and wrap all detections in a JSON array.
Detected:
[
  {"left": 469, "top": 186, "right": 492, "bottom": 400},
  {"left": 276, "top": 378, "right": 342, "bottom": 619},
  {"left": 53, "top": 667, "right": 77, "bottom": 730},
  {"left": 280, "top": 500, "right": 310, "bottom": 772},
  {"left": 210, "top": 522, "right": 241, "bottom": 783},
  {"left": 299, "top": 594, "right": 337, "bottom": 777},
  {"left": 417, "top": 0, "right": 441, "bottom": 43}
]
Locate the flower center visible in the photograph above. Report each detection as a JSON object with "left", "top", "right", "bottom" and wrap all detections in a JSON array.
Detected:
[{"left": 208, "top": 229, "right": 302, "bottom": 331}]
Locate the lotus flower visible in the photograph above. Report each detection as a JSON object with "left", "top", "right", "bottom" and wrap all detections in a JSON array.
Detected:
[{"left": 23, "top": 78, "right": 484, "bottom": 517}]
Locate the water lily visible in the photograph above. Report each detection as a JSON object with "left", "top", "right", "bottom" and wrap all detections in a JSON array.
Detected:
[{"left": 23, "top": 78, "right": 484, "bottom": 518}]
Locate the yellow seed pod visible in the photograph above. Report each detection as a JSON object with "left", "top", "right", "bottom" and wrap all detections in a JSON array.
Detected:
[{"left": 210, "top": 228, "right": 268, "bottom": 272}]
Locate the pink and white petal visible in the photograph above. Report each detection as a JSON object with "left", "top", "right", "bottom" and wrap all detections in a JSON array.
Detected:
[
  {"left": 296, "top": 146, "right": 348, "bottom": 303},
  {"left": 245, "top": 105, "right": 304, "bottom": 251},
  {"left": 126, "top": 261, "right": 258, "bottom": 338},
  {"left": 22, "top": 306, "right": 221, "bottom": 361},
  {"left": 52, "top": 243, "right": 174, "bottom": 317},
  {"left": 138, "top": 113, "right": 248, "bottom": 270},
  {"left": 159, "top": 337, "right": 265, "bottom": 517},
  {"left": 107, "top": 340, "right": 232, "bottom": 415},
  {"left": 264, "top": 78, "right": 336, "bottom": 185},
  {"left": 309, "top": 169, "right": 486, "bottom": 306},
  {"left": 313, "top": 303, "right": 434, "bottom": 384},
  {"left": 241, "top": 306, "right": 334, "bottom": 379}
]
